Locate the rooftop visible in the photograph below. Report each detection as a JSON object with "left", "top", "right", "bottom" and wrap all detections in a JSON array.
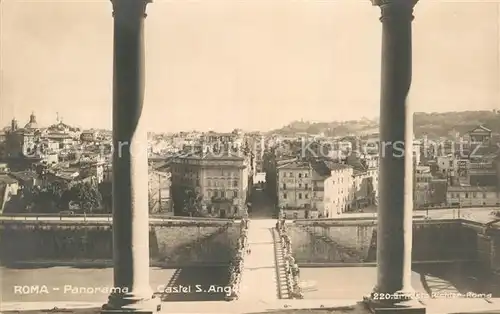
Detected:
[
  {"left": 9, "top": 171, "right": 37, "bottom": 182},
  {"left": 0, "top": 175, "right": 18, "bottom": 185}
]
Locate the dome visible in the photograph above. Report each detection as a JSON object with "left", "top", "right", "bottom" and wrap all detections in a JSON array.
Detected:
[
  {"left": 24, "top": 121, "right": 38, "bottom": 129},
  {"left": 24, "top": 112, "right": 38, "bottom": 129}
]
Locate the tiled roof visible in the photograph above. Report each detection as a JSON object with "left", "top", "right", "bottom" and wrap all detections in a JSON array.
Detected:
[
  {"left": 353, "top": 169, "right": 367, "bottom": 176},
  {"left": 9, "top": 171, "right": 37, "bottom": 182},
  {"left": 202, "top": 151, "right": 245, "bottom": 160},
  {"left": 469, "top": 125, "right": 492, "bottom": 133},
  {"left": 277, "top": 161, "right": 309, "bottom": 170},
  {"left": 324, "top": 160, "right": 352, "bottom": 171}
]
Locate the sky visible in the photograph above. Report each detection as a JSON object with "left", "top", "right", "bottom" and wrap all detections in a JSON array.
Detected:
[{"left": 0, "top": 0, "right": 499, "bottom": 132}]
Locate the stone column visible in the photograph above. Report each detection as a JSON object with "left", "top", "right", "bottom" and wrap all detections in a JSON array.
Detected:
[
  {"left": 102, "top": 0, "right": 160, "bottom": 313},
  {"left": 368, "top": 0, "right": 423, "bottom": 311}
]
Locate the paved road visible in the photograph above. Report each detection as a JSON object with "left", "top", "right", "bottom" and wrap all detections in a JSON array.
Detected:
[
  {"left": 239, "top": 219, "right": 279, "bottom": 301},
  {"left": 249, "top": 188, "right": 276, "bottom": 219},
  {"left": 1, "top": 206, "right": 499, "bottom": 224}
]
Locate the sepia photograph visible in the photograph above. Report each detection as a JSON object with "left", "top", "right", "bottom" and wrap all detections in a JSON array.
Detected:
[{"left": 1, "top": 0, "right": 500, "bottom": 313}]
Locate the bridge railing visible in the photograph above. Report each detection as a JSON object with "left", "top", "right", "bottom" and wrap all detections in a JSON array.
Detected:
[{"left": 0, "top": 213, "right": 235, "bottom": 223}]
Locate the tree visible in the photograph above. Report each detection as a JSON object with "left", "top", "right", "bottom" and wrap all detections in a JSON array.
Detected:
[
  {"left": 182, "top": 188, "right": 203, "bottom": 217},
  {"left": 27, "top": 185, "right": 60, "bottom": 213},
  {"left": 70, "top": 182, "right": 103, "bottom": 213},
  {"left": 98, "top": 181, "right": 112, "bottom": 213}
]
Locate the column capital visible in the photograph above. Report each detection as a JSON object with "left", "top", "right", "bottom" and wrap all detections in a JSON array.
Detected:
[
  {"left": 371, "top": 0, "right": 417, "bottom": 7},
  {"left": 111, "top": 0, "right": 152, "bottom": 18},
  {"left": 371, "top": 0, "right": 418, "bottom": 22}
]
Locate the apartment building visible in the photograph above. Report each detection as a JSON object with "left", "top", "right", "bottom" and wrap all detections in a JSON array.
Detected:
[
  {"left": 277, "top": 159, "right": 353, "bottom": 219},
  {"left": 447, "top": 186, "right": 500, "bottom": 207},
  {"left": 170, "top": 149, "right": 250, "bottom": 218},
  {"left": 414, "top": 165, "right": 433, "bottom": 208}
]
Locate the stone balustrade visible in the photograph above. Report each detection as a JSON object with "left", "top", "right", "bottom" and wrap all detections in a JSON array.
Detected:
[
  {"left": 226, "top": 218, "right": 249, "bottom": 301},
  {"left": 276, "top": 217, "right": 303, "bottom": 299}
]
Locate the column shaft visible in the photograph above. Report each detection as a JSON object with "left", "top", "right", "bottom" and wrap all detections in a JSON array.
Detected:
[
  {"left": 103, "top": 0, "right": 159, "bottom": 312},
  {"left": 374, "top": 0, "right": 416, "bottom": 299}
]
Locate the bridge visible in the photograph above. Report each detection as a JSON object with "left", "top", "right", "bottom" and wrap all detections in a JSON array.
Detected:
[
  {"left": 2, "top": 215, "right": 500, "bottom": 307},
  {"left": 1, "top": 206, "right": 496, "bottom": 223}
]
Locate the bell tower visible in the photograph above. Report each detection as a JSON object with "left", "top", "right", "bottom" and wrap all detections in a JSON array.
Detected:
[
  {"left": 29, "top": 112, "right": 37, "bottom": 124},
  {"left": 11, "top": 118, "right": 18, "bottom": 131}
]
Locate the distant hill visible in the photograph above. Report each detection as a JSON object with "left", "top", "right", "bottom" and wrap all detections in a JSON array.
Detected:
[{"left": 270, "top": 111, "right": 500, "bottom": 138}]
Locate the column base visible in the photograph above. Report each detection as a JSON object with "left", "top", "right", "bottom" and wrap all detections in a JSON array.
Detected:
[
  {"left": 363, "top": 295, "right": 425, "bottom": 314},
  {"left": 101, "top": 292, "right": 161, "bottom": 313}
]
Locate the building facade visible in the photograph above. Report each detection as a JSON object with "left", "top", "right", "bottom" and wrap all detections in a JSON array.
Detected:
[
  {"left": 170, "top": 150, "right": 250, "bottom": 218},
  {"left": 447, "top": 186, "right": 500, "bottom": 207},
  {"left": 277, "top": 159, "right": 354, "bottom": 219}
]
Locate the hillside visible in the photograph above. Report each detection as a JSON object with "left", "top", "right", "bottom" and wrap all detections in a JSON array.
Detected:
[{"left": 270, "top": 111, "right": 500, "bottom": 138}]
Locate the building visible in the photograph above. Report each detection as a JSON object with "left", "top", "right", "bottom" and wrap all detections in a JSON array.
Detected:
[
  {"left": 277, "top": 159, "right": 354, "bottom": 219},
  {"left": 4, "top": 116, "right": 39, "bottom": 158},
  {"left": 440, "top": 153, "right": 498, "bottom": 187},
  {"left": 43, "top": 119, "right": 77, "bottom": 151},
  {"left": 345, "top": 153, "right": 378, "bottom": 210},
  {"left": 429, "top": 178, "right": 447, "bottom": 207},
  {"left": 468, "top": 158, "right": 497, "bottom": 186},
  {"left": 352, "top": 169, "right": 375, "bottom": 210},
  {"left": 321, "top": 161, "right": 354, "bottom": 217},
  {"left": 467, "top": 125, "right": 492, "bottom": 150},
  {"left": 414, "top": 165, "right": 433, "bottom": 208},
  {"left": 8, "top": 171, "right": 39, "bottom": 189},
  {"left": 170, "top": 149, "right": 251, "bottom": 218},
  {"left": 148, "top": 164, "right": 173, "bottom": 215},
  {"left": 80, "top": 130, "right": 99, "bottom": 142},
  {"left": 447, "top": 185, "right": 500, "bottom": 207},
  {"left": 277, "top": 160, "right": 314, "bottom": 218},
  {"left": 263, "top": 153, "right": 296, "bottom": 206}
]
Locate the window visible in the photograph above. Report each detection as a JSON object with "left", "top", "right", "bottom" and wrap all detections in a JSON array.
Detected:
[
  {"left": 289, "top": 172, "right": 293, "bottom": 177},
  {"left": 283, "top": 183, "right": 287, "bottom": 190},
  {"left": 305, "top": 173, "right": 308, "bottom": 178},
  {"left": 233, "top": 180, "right": 238, "bottom": 187},
  {"left": 473, "top": 192, "right": 477, "bottom": 198},
  {"left": 299, "top": 193, "right": 302, "bottom": 199},
  {"left": 299, "top": 183, "right": 302, "bottom": 188},
  {"left": 234, "top": 206, "right": 238, "bottom": 214},
  {"left": 305, "top": 184, "right": 308, "bottom": 190},
  {"left": 214, "top": 191, "right": 218, "bottom": 198},
  {"left": 220, "top": 191, "right": 225, "bottom": 198},
  {"left": 305, "top": 193, "right": 309, "bottom": 199},
  {"left": 283, "top": 193, "right": 287, "bottom": 199},
  {"left": 299, "top": 173, "right": 302, "bottom": 178},
  {"left": 234, "top": 191, "right": 238, "bottom": 198},
  {"left": 465, "top": 193, "right": 469, "bottom": 198}
]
